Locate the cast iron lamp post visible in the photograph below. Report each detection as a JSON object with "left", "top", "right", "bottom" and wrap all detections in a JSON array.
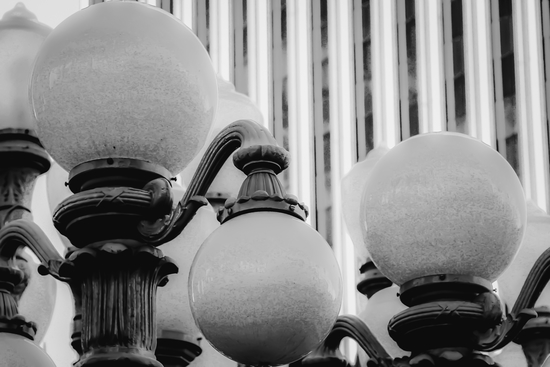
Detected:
[
  {"left": 0, "top": 3, "right": 56, "bottom": 366},
  {"left": 0, "top": 2, "right": 343, "bottom": 367},
  {"left": 301, "top": 132, "right": 550, "bottom": 367}
]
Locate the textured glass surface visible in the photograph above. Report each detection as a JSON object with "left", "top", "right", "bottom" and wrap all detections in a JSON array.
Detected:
[
  {"left": 30, "top": 1, "right": 217, "bottom": 174},
  {"left": 189, "top": 212, "right": 342, "bottom": 366},
  {"left": 361, "top": 132, "right": 526, "bottom": 285},
  {"left": 0, "top": 333, "right": 56, "bottom": 367},
  {"left": 0, "top": 3, "right": 50, "bottom": 129}
]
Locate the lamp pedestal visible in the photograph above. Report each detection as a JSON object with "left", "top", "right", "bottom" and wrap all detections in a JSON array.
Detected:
[
  {"left": 388, "top": 275, "right": 503, "bottom": 366},
  {"left": 45, "top": 160, "right": 179, "bottom": 367}
]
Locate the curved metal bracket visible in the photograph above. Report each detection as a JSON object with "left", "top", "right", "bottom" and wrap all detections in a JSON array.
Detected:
[
  {"left": 479, "top": 247, "right": 550, "bottom": 351},
  {"left": 137, "top": 119, "right": 289, "bottom": 244},
  {"left": 0, "top": 219, "right": 65, "bottom": 281},
  {"left": 301, "top": 315, "right": 393, "bottom": 367}
]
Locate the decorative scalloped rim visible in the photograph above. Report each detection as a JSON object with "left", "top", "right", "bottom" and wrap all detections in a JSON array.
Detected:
[{"left": 217, "top": 191, "right": 309, "bottom": 223}]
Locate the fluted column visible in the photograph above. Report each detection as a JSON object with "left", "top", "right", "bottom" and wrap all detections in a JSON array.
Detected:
[
  {"left": 371, "top": 0, "right": 400, "bottom": 148},
  {"left": 463, "top": 0, "right": 496, "bottom": 147},
  {"left": 513, "top": 0, "right": 550, "bottom": 212},
  {"left": 416, "top": 0, "right": 446, "bottom": 132}
]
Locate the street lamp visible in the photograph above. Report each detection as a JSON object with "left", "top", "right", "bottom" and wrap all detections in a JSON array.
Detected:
[
  {"left": 0, "top": 2, "right": 343, "bottom": 367},
  {"left": 0, "top": 3, "right": 55, "bottom": 367},
  {"left": 300, "top": 132, "right": 550, "bottom": 367}
]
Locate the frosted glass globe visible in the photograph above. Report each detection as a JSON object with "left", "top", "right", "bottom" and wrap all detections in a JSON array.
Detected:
[
  {"left": 17, "top": 250, "right": 56, "bottom": 344},
  {"left": 157, "top": 201, "right": 219, "bottom": 343},
  {"left": 0, "top": 333, "right": 56, "bottom": 367},
  {"left": 357, "top": 286, "right": 406, "bottom": 366},
  {"left": 189, "top": 212, "right": 342, "bottom": 366},
  {"left": 342, "top": 146, "right": 388, "bottom": 284},
  {"left": 361, "top": 132, "right": 526, "bottom": 285},
  {"left": 0, "top": 3, "right": 51, "bottom": 129},
  {"left": 30, "top": 1, "right": 217, "bottom": 174}
]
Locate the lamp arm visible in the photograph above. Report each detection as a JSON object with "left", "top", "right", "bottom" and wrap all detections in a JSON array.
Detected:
[
  {"left": 138, "top": 119, "right": 289, "bottom": 244},
  {"left": 0, "top": 219, "right": 65, "bottom": 281},
  {"left": 479, "top": 247, "right": 550, "bottom": 351},
  {"left": 301, "top": 315, "right": 393, "bottom": 367}
]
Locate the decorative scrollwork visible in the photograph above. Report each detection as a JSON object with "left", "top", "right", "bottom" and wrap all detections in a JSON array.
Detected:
[
  {"left": 137, "top": 119, "right": 289, "bottom": 245},
  {"left": 477, "top": 247, "right": 550, "bottom": 351}
]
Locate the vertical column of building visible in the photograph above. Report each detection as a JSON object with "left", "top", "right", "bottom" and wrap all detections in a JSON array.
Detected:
[
  {"left": 371, "top": 0, "right": 400, "bottom": 149},
  {"left": 416, "top": 0, "right": 446, "bottom": 132},
  {"left": 247, "top": 0, "right": 273, "bottom": 131},
  {"left": 327, "top": 0, "right": 357, "bottom": 346},
  {"left": 513, "top": 0, "right": 550, "bottom": 212},
  {"left": 463, "top": 0, "right": 496, "bottom": 147},
  {"left": 287, "top": 0, "right": 315, "bottom": 226},
  {"left": 210, "top": 0, "right": 234, "bottom": 82}
]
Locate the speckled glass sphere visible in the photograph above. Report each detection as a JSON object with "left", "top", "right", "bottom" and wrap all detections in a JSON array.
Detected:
[
  {"left": 361, "top": 132, "right": 526, "bottom": 285},
  {"left": 0, "top": 3, "right": 51, "bottom": 129},
  {"left": 189, "top": 212, "right": 342, "bottom": 366},
  {"left": 0, "top": 333, "right": 56, "bottom": 367},
  {"left": 30, "top": 1, "right": 217, "bottom": 174}
]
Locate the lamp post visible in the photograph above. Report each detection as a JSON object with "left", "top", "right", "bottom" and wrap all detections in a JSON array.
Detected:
[
  {"left": 0, "top": 2, "right": 343, "bottom": 367},
  {"left": 301, "top": 132, "right": 550, "bottom": 367},
  {"left": 0, "top": 3, "right": 56, "bottom": 366}
]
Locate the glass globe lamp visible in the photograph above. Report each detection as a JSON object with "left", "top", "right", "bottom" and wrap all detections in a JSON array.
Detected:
[
  {"left": 189, "top": 212, "right": 343, "bottom": 366},
  {"left": 0, "top": 3, "right": 51, "bottom": 130},
  {"left": 182, "top": 76, "right": 264, "bottom": 205},
  {"left": 156, "top": 183, "right": 219, "bottom": 351},
  {"left": 0, "top": 333, "right": 56, "bottom": 367},
  {"left": 361, "top": 132, "right": 526, "bottom": 285},
  {"left": 30, "top": 1, "right": 217, "bottom": 175},
  {"left": 17, "top": 249, "right": 56, "bottom": 344},
  {"left": 341, "top": 146, "right": 388, "bottom": 311},
  {"left": 357, "top": 286, "right": 406, "bottom": 366}
]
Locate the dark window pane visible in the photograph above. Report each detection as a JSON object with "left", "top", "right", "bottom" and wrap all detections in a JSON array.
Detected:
[
  {"left": 453, "top": 38, "right": 464, "bottom": 75},
  {"left": 455, "top": 75, "right": 466, "bottom": 118},
  {"left": 451, "top": 0, "right": 463, "bottom": 38},
  {"left": 500, "top": 16, "right": 514, "bottom": 55},
  {"left": 406, "top": 20, "right": 416, "bottom": 64},
  {"left": 499, "top": 0, "right": 513, "bottom": 17},
  {"left": 502, "top": 54, "right": 516, "bottom": 97},
  {"left": 405, "top": 0, "right": 415, "bottom": 20},
  {"left": 506, "top": 133, "right": 519, "bottom": 176},
  {"left": 363, "top": 40, "right": 372, "bottom": 80},
  {"left": 362, "top": 0, "right": 371, "bottom": 39},
  {"left": 365, "top": 113, "right": 373, "bottom": 153},
  {"left": 409, "top": 103, "right": 419, "bottom": 136}
]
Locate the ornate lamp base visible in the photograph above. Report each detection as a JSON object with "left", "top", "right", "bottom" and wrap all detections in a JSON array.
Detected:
[{"left": 389, "top": 275, "right": 502, "bottom": 353}]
